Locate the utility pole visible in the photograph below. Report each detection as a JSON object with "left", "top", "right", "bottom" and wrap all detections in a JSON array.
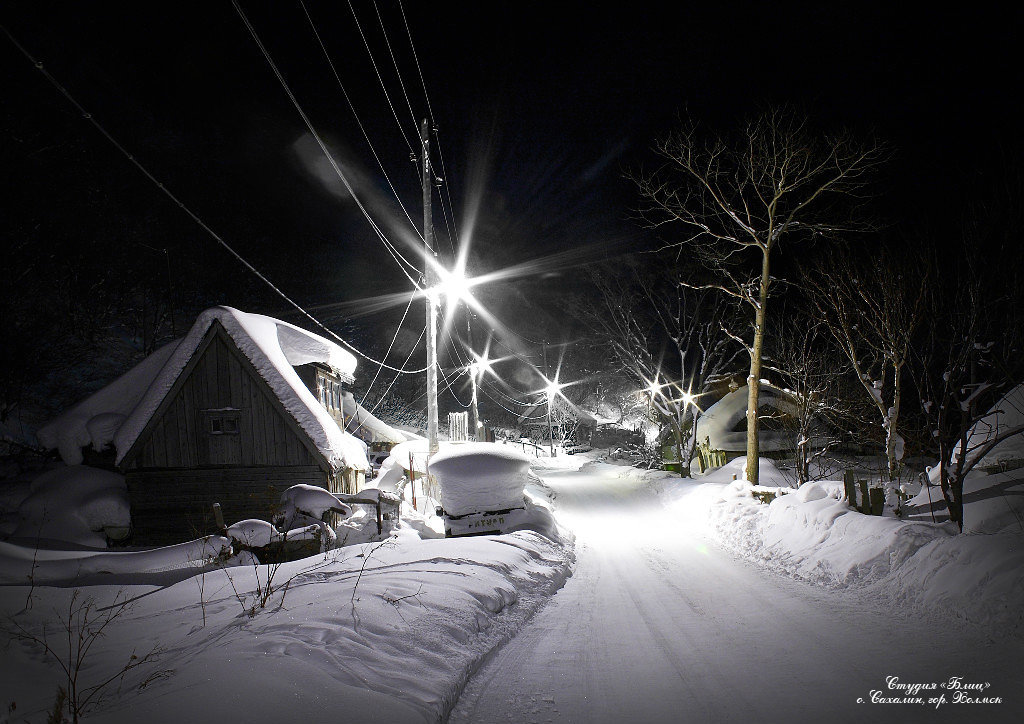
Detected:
[
  {"left": 544, "top": 341, "right": 554, "bottom": 457},
  {"left": 467, "top": 316, "right": 480, "bottom": 440},
  {"left": 422, "top": 118, "right": 439, "bottom": 455},
  {"left": 469, "top": 366, "right": 481, "bottom": 441}
]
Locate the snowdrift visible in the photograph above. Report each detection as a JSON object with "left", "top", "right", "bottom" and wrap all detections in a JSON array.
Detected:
[
  {"left": 10, "top": 465, "right": 130, "bottom": 548},
  {"left": 669, "top": 458, "right": 1024, "bottom": 635}
]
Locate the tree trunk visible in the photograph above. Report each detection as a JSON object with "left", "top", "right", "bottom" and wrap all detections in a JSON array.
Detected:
[{"left": 745, "top": 247, "right": 771, "bottom": 484}]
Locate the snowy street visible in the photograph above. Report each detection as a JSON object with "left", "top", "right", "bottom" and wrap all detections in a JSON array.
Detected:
[{"left": 451, "top": 461, "right": 1023, "bottom": 724}]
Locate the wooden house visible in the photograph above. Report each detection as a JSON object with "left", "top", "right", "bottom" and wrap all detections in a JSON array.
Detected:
[{"left": 39, "top": 307, "right": 370, "bottom": 544}]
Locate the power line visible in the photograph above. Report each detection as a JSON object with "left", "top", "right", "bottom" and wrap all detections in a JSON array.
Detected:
[
  {"left": 345, "top": 0, "right": 416, "bottom": 155},
  {"left": 233, "top": 0, "right": 424, "bottom": 287},
  {"left": 298, "top": 0, "right": 424, "bottom": 246},
  {"left": 2, "top": 22, "right": 427, "bottom": 375}
]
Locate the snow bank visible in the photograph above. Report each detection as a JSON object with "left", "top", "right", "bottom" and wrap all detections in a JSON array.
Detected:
[
  {"left": 666, "top": 458, "right": 1024, "bottom": 634},
  {"left": 112, "top": 307, "right": 367, "bottom": 472},
  {"left": 431, "top": 443, "right": 531, "bottom": 516},
  {"left": 0, "top": 529, "right": 574, "bottom": 722},
  {"left": 10, "top": 466, "right": 130, "bottom": 547},
  {"left": 0, "top": 535, "right": 232, "bottom": 584}
]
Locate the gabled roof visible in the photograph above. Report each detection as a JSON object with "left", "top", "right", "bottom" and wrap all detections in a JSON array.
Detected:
[
  {"left": 516, "top": 396, "right": 597, "bottom": 426},
  {"left": 41, "top": 307, "right": 367, "bottom": 471}
]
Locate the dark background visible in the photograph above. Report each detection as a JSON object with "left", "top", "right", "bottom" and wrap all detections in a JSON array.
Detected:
[{"left": 3, "top": 2, "right": 1021, "bottom": 420}]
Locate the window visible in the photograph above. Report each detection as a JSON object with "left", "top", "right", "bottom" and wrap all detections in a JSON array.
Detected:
[{"left": 206, "top": 410, "right": 240, "bottom": 435}]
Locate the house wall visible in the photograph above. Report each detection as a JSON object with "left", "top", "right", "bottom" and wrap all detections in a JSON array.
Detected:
[
  {"left": 126, "top": 466, "right": 332, "bottom": 545},
  {"left": 122, "top": 324, "right": 345, "bottom": 543}
]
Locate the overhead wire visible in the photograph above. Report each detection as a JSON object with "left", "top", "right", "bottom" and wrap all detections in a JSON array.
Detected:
[
  {"left": 345, "top": 0, "right": 415, "bottom": 156},
  {"left": 298, "top": 0, "right": 425, "bottom": 247},
  {"left": 372, "top": 0, "right": 420, "bottom": 143},
  {"left": 354, "top": 287, "right": 418, "bottom": 406},
  {"left": 1, "top": 21, "right": 428, "bottom": 375},
  {"left": 233, "top": 0, "right": 424, "bottom": 288}
]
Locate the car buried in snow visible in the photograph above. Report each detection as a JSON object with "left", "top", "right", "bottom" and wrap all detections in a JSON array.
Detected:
[
  {"left": 429, "top": 443, "right": 536, "bottom": 538},
  {"left": 435, "top": 502, "right": 529, "bottom": 537}
]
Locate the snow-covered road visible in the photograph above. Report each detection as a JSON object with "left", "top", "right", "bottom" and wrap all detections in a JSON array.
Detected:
[{"left": 450, "top": 462, "right": 1022, "bottom": 724}]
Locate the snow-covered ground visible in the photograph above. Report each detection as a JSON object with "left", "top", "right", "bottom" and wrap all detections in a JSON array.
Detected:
[
  {"left": 452, "top": 455, "right": 1023, "bottom": 723},
  {"left": 2, "top": 449, "right": 1022, "bottom": 722},
  {"left": 0, "top": 526, "right": 572, "bottom": 722}
]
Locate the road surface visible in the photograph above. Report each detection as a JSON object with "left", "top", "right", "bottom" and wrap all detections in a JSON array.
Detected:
[{"left": 450, "top": 461, "right": 1022, "bottom": 724}]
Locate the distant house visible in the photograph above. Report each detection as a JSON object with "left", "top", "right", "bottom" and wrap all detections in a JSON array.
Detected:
[
  {"left": 693, "top": 383, "right": 818, "bottom": 469},
  {"left": 516, "top": 397, "right": 597, "bottom": 445},
  {"left": 38, "top": 307, "right": 371, "bottom": 544}
]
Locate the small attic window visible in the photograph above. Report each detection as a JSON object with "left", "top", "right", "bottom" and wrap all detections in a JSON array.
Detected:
[{"left": 204, "top": 409, "right": 240, "bottom": 435}]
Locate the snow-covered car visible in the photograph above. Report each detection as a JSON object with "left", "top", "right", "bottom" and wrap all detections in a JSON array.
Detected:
[
  {"left": 435, "top": 503, "right": 528, "bottom": 537},
  {"left": 429, "top": 443, "right": 533, "bottom": 538}
]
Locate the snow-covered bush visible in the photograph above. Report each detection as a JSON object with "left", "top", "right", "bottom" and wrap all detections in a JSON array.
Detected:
[{"left": 12, "top": 466, "right": 130, "bottom": 547}]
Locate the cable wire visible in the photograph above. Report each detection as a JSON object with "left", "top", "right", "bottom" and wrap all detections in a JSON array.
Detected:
[
  {"left": 233, "top": 1, "right": 424, "bottom": 286},
  {"left": 3, "top": 22, "right": 428, "bottom": 375},
  {"left": 298, "top": 0, "right": 424, "bottom": 246}
]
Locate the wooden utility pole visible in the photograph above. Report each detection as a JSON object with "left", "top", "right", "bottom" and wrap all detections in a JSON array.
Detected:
[
  {"left": 544, "top": 341, "right": 554, "bottom": 457},
  {"left": 422, "top": 119, "right": 439, "bottom": 455}
]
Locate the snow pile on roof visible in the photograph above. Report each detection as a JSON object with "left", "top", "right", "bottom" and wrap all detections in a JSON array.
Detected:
[
  {"left": 430, "top": 442, "right": 531, "bottom": 516},
  {"left": 36, "top": 340, "right": 180, "bottom": 464},
  {"left": 10, "top": 466, "right": 130, "bottom": 548},
  {"left": 112, "top": 307, "right": 367, "bottom": 471},
  {"left": 342, "top": 392, "right": 412, "bottom": 444},
  {"left": 694, "top": 384, "right": 801, "bottom": 452}
]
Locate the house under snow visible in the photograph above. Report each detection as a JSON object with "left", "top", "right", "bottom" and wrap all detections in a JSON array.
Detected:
[
  {"left": 693, "top": 383, "right": 817, "bottom": 469},
  {"left": 38, "top": 307, "right": 376, "bottom": 544}
]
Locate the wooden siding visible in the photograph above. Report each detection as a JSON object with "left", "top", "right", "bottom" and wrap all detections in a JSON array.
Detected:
[
  {"left": 127, "top": 466, "right": 331, "bottom": 545},
  {"left": 118, "top": 320, "right": 357, "bottom": 543},
  {"left": 123, "top": 323, "right": 325, "bottom": 471}
]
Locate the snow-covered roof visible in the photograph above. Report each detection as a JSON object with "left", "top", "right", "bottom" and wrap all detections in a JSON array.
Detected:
[
  {"left": 115, "top": 307, "right": 366, "bottom": 471},
  {"left": 37, "top": 340, "right": 182, "bottom": 465},
  {"left": 341, "top": 392, "right": 415, "bottom": 445},
  {"left": 952, "top": 383, "right": 1024, "bottom": 470},
  {"left": 694, "top": 384, "right": 804, "bottom": 453},
  {"left": 40, "top": 306, "right": 367, "bottom": 471}
]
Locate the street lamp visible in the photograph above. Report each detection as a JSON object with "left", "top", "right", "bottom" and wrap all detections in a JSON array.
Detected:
[
  {"left": 467, "top": 351, "right": 493, "bottom": 441},
  {"left": 542, "top": 377, "right": 564, "bottom": 457}
]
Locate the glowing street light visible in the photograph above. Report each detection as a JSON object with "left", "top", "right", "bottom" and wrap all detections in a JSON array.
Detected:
[
  {"left": 540, "top": 375, "right": 566, "bottom": 457},
  {"left": 466, "top": 350, "right": 494, "bottom": 441}
]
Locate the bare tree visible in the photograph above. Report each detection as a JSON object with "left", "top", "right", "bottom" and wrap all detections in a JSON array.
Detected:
[
  {"left": 631, "top": 108, "right": 885, "bottom": 483},
  {"left": 765, "top": 314, "right": 856, "bottom": 486},
  {"left": 804, "top": 244, "right": 926, "bottom": 498},
  {"left": 582, "top": 258, "right": 743, "bottom": 475},
  {"left": 912, "top": 226, "right": 1024, "bottom": 529}
]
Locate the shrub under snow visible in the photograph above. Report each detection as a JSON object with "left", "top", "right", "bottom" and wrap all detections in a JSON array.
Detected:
[{"left": 12, "top": 465, "right": 130, "bottom": 547}]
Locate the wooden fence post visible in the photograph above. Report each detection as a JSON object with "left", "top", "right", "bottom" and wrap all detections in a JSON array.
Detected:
[
  {"left": 409, "top": 453, "right": 417, "bottom": 511},
  {"left": 869, "top": 487, "right": 885, "bottom": 516},
  {"left": 212, "top": 502, "right": 227, "bottom": 536},
  {"left": 843, "top": 470, "right": 857, "bottom": 509}
]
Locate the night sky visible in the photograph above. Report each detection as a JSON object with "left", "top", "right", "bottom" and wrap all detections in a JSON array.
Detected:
[{"left": 3, "top": 2, "right": 1021, "bottom": 408}]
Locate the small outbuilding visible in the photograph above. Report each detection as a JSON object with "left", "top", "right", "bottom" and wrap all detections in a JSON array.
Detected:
[
  {"left": 693, "top": 383, "right": 817, "bottom": 469},
  {"left": 38, "top": 307, "right": 369, "bottom": 544}
]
